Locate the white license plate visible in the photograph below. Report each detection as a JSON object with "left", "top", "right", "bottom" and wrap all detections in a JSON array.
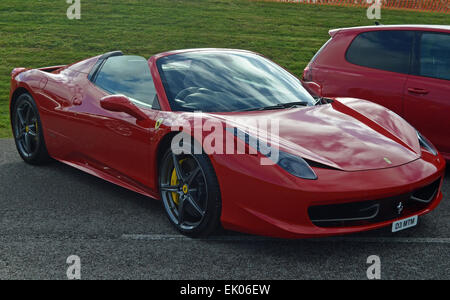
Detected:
[{"left": 392, "top": 216, "right": 418, "bottom": 232}]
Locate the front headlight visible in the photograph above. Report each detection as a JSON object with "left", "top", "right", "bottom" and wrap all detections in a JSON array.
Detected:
[
  {"left": 227, "top": 127, "right": 318, "bottom": 180},
  {"left": 417, "top": 131, "right": 438, "bottom": 156},
  {"left": 277, "top": 151, "right": 318, "bottom": 180}
]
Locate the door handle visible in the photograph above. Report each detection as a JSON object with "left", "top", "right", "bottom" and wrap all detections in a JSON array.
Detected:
[{"left": 408, "top": 88, "right": 429, "bottom": 95}]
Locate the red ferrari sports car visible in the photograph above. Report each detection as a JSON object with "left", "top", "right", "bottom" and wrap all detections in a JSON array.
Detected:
[{"left": 9, "top": 48, "right": 446, "bottom": 238}]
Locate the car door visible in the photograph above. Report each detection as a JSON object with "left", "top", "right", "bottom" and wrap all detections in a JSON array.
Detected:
[
  {"left": 70, "top": 55, "right": 160, "bottom": 189},
  {"left": 403, "top": 31, "right": 450, "bottom": 157}
]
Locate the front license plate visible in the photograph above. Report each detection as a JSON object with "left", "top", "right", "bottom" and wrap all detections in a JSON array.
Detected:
[{"left": 392, "top": 216, "right": 418, "bottom": 233}]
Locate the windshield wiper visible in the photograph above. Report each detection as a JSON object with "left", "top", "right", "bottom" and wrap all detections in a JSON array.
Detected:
[{"left": 239, "top": 101, "right": 310, "bottom": 112}]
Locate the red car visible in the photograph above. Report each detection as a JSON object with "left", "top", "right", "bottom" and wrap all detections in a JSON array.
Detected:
[
  {"left": 9, "top": 48, "right": 445, "bottom": 238},
  {"left": 302, "top": 25, "right": 450, "bottom": 161}
]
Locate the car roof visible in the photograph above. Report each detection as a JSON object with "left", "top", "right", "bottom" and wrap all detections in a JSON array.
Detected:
[{"left": 329, "top": 24, "right": 450, "bottom": 36}]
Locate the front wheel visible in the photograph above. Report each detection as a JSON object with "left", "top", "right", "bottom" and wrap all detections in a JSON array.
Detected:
[{"left": 159, "top": 147, "right": 221, "bottom": 237}]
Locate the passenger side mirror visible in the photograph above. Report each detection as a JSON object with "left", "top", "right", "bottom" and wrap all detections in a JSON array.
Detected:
[{"left": 100, "top": 95, "right": 149, "bottom": 122}]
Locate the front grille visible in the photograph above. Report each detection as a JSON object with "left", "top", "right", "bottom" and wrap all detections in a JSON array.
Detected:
[{"left": 308, "top": 178, "right": 441, "bottom": 228}]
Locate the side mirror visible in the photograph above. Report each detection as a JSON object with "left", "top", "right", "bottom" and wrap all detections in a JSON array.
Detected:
[
  {"left": 100, "top": 95, "right": 149, "bottom": 121},
  {"left": 302, "top": 81, "right": 322, "bottom": 98}
]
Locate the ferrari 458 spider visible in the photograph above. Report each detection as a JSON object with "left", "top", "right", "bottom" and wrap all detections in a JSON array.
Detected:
[{"left": 9, "top": 48, "right": 446, "bottom": 238}]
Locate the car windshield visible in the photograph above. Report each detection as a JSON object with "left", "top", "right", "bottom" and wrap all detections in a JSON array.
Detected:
[{"left": 156, "top": 51, "right": 315, "bottom": 112}]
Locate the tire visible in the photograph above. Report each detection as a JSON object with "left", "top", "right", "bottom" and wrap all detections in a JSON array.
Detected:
[
  {"left": 11, "top": 93, "right": 51, "bottom": 165},
  {"left": 159, "top": 142, "right": 222, "bottom": 238}
]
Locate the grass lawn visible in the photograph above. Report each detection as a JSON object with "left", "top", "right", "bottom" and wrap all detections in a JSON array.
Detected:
[{"left": 0, "top": 0, "right": 447, "bottom": 137}]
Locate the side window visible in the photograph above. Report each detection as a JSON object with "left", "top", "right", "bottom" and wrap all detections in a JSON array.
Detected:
[
  {"left": 94, "top": 55, "right": 158, "bottom": 107},
  {"left": 419, "top": 32, "right": 450, "bottom": 81},
  {"left": 346, "top": 30, "right": 414, "bottom": 74}
]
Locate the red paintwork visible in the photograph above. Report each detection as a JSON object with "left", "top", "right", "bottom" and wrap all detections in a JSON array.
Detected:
[
  {"left": 9, "top": 48, "right": 446, "bottom": 238},
  {"left": 301, "top": 25, "right": 450, "bottom": 161}
]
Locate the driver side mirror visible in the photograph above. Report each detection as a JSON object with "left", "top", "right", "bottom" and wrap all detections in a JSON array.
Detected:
[{"left": 100, "top": 95, "right": 149, "bottom": 122}]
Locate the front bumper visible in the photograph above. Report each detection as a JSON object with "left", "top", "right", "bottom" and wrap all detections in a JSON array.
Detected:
[{"left": 211, "top": 152, "right": 446, "bottom": 239}]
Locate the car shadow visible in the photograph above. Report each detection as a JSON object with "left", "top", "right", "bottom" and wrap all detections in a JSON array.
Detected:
[{"left": 0, "top": 159, "right": 163, "bottom": 213}]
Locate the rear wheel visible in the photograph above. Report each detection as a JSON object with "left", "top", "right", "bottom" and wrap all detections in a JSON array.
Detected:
[
  {"left": 12, "top": 93, "right": 51, "bottom": 164},
  {"left": 159, "top": 146, "right": 221, "bottom": 237}
]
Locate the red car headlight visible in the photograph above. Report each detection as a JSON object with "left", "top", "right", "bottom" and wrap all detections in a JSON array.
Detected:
[
  {"left": 227, "top": 127, "right": 318, "bottom": 180},
  {"left": 277, "top": 150, "right": 318, "bottom": 180}
]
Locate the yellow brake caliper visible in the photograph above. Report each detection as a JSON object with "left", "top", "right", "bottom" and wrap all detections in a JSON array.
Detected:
[
  {"left": 170, "top": 168, "right": 180, "bottom": 205},
  {"left": 170, "top": 159, "right": 186, "bottom": 206}
]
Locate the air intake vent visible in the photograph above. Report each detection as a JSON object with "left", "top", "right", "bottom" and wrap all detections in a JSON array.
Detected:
[
  {"left": 308, "top": 179, "right": 441, "bottom": 228},
  {"left": 411, "top": 179, "right": 441, "bottom": 203}
]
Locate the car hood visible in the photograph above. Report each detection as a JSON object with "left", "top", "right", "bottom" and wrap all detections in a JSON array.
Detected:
[{"left": 209, "top": 97, "right": 421, "bottom": 172}]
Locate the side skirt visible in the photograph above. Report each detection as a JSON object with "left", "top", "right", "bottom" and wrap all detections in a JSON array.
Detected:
[{"left": 53, "top": 157, "right": 161, "bottom": 201}]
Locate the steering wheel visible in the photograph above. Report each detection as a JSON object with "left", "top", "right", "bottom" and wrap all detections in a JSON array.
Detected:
[{"left": 175, "top": 87, "right": 214, "bottom": 102}]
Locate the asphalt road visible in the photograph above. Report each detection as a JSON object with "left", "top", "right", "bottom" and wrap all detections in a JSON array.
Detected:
[{"left": 0, "top": 138, "right": 449, "bottom": 280}]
